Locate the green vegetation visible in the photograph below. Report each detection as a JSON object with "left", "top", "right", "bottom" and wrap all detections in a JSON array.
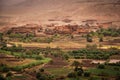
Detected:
[
  {"left": 89, "top": 28, "right": 120, "bottom": 37},
  {"left": 97, "top": 64, "right": 105, "bottom": 69},
  {"left": 0, "top": 43, "right": 52, "bottom": 74},
  {"left": 12, "top": 58, "right": 51, "bottom": 71},
  {"left": 69, "top": 48, "right": 120, "bottom": 59},
  {"left": 66, "top": 63, "right": 120, "bottom": 80},
  {"left": 97, "top": 28, "right": 120, "bottom": 37},
  {"left": 36, "top": 68, "right": 55, "bottom": 80},
  {"left": 86, "top": 34, "right": 93, "bottom": 42},
  {"left": 6, "top": 72, "right": 13, "bottom": 77},
  {"left": 8, "top": 32, "right": 54, "bottom": 43},
  {"left": 0, "top": 49, "right": 44, "bottom": 60},
  {"left": 1, "top": 44, "right": 25, "bottom": 52},
  {"left": 45, "top": 68, "right": 72, "bottom": 77},
  {"left": 0, "top": 33, "right": 3, "bottom": 41},
  {"left": 0, "top": 27, "right": 120, "bottom": 80},
  {"left": 0, "top": 64, "right": 10, "bottom": 73},
  {"left": 0, "top": 74, "right": 5, "bottom": 80},
  {"left": 14, "top": 75, "right": 27, "bottom": 79},
  {"left": 9, "top": 33, "right": 25, "bottom": 38},
  {"left": 87, "top": 67, "right": 120, "bottom": 76}
]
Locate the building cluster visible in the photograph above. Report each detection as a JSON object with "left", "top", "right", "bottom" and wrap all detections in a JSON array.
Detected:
[{"left": 6, "top": 20, "right": 114, "bottom": 36}]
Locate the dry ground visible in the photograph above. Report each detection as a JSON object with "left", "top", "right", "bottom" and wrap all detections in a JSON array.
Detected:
[
  {"left": 0, "top": 53, "right": 37, "bottom": 67},
  {"left": 9, "top": 39, "right": 120, "bottom": 50}
]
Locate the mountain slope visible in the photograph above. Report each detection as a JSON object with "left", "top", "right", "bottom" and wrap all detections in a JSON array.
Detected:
[{"left": 0, "top": 0, "right": 120, "bottom": 22}]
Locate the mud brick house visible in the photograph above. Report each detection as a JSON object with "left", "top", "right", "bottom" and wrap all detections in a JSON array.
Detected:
[
  {"left": 53, "top": 25, "right": 79, "bottom": 34},
  {"left": 44, "top": 28, "right": 55, "bottom": 35},
  {"left": 73, "top": 28, "right": 90, "bottom": 34},
  {"left": 9, "top": 24, "right": 43, "bottom": 36},
  {"left": 82, "top": 20, "right": 98, "bottom": 27},
  {"left": 98, "top": 22, "right": 113, "bottom": 29}
]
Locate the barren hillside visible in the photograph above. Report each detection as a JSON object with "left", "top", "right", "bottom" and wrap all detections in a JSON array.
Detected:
[{"left": 0, "top": 0, "right": 120, "bottom": 25}]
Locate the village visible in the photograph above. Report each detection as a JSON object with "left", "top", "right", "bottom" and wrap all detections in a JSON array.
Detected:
[{"left": 2, "top": 19, "right": 117, "bottom": 37}]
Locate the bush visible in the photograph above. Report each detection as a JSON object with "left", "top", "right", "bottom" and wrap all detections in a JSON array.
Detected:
[
  {"left": 12, "top": 66, "right": 22, "bottom": 72},
  {"left": 36, "top": 72, "right": 54, "bottom": 80},
  {"left": 86, "top": 33, "right": 93, "bottom": 42},
  {"left": 84, "top": 72, "right": 91, "bottom": 77},
  {"left": 87, "top": 37, "right": 93, "bottom": 42},
  {"left": 0, "top": 74, "right": 5, "bottom": 80},
  {"left": 97, "top": 64, "right": 105, "bottom": 69},
  {"left": 35, "top": 56, "right": 43, "bottom": 60},
  {"left": 77, "top": 70, "right": 83, "bottom": 76},
  {"left": 67, "top": 72, "right": 77, "bottom": 78},
  {"left": 63, "top": 54, "right": 69, "bottom": 60},
  {"left": 0, "top": 65, "right": 10, "bottom": 72},
  {"left": 99, "top": 37, "right": 103, "bottom": 42},
  {"left": 89, "top": 76, "right": 101, "bottom": 80},
  {"left": 6, "top": 72, "right": 13, "bottom": 77},
  {"left": 39, "top": 68, "right": 44, "bottom": 72},
  {"left": 74, "top": 56, "right": 81, "bottom": 59}
]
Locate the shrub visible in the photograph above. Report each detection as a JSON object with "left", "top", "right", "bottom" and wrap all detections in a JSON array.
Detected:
[
  {"left": 36, "top": 72, "right": 54, "bottom": 80},
  {"left": 67, "top": 72, "right": 77, "bottom": 78},
  {"left": 97, "top": 64, "right": 105, "bottom": 69},
  {"left": 0, "top": 65, "right": 10, "bottom": 72},
  {"left": 72, "top": 61, "right": 81, "bottom": 68},
  {"left": 35, "top": 56, "right": 43, "bottom": 60},
  {"left": 77, "top": 70, "right": 83, "bottom": 76},
  {"left": 12, "top": 66, "right": 22, "bottom": 72},
  {"left": 74, "top": 56, "right": 81, "bottom": 59},
  {"left": 89, "top": 76, "right": 101, "bottom": 80},
  {"left": 87, "top": 37, "right": 93, "bottom": 42},
  {"left": 99, "top": 37, "right": 103, "bottom": 42},
  {"left": 63, "top": 54, "right": 69, "bottom": 60},
  {"left": 86, "top": 33, "right": 93, "bottom": 42},
  {"left": 39, "top": 68, "right": 44, "bottom": 72},
  {"left": 0, "top": 75, "right": 5, "bottom": 80},
  {"left": 84, "top": 72, "right": 91, "bottom": 77},
  {"left": 6, "top": 72, "right": 13, "bottom": 77}
]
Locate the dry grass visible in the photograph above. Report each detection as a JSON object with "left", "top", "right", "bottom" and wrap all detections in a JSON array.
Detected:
[
  {"left": 9, "top": 40, "right": 120, "bottom": 50},
  {"left": 9, "top": 41, "right": 86, "bottom": 49},
  {"left": 0, "top": 56, "right": 37, "bottom": 67}
]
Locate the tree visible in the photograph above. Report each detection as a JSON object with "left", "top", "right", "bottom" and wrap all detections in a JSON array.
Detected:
[
  {"left": 86, "top": 34, "right": 93, "bottom": 42},
  {"left": 111, "top": 32, "right": 119, "bottom": 37},
  {"left": 0, "top": 74, "right": 5, "bottom": 80},
  {"left": 0, "top": 64, "right": 10, "bottom": 72},
  {"left": 99, "top": 34, "right": 104, "bottom": 42},
  {"left": 77, "top": 69, "right": 83, "bottom": 76},
  {"left": 63, "top": 54, "right": 69, "bottom": 60},
  {"left": 72, "top": 61, "right": 81, "bottom": 68},
  {"left": 6, "top": 72, "right": 13, "bottom": 77}
]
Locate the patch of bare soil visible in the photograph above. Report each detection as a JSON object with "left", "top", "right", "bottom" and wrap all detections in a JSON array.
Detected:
[
  {"left": 103, "top": 39, "right": 120, "bottom": 46},
  {"left": 44, "top": 55, "right": 68, "bottom": 68},
  {"left": 0, "top": 53, "right": 36, "bottom": 67},
  {"left": 13, "top": 73, "right": 37, "bottom": 80},
  {"left": 82, "top": 59, "right": 97, "bottom": 68}
]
